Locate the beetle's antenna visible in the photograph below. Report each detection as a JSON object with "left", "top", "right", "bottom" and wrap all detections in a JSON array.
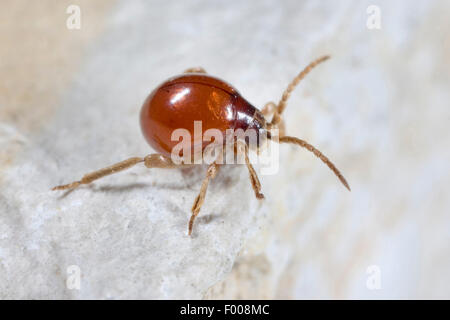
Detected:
[
  {"left": 271, "top": 55, "right": 330, "bottom": 126},
  {"left": 276, "top": 135, "right": 350, "bottom": 191}
]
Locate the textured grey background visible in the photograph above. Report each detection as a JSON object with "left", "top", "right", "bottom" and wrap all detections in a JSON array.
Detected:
[{"left": 0, "top": 0, "right": 449, "bottom": 299}]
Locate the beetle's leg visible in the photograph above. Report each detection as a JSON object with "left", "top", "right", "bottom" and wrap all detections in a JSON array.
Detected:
[
  {"left": 183, "top": 67, "right": 207, "bottom": 74},
  {"left": 262, "top": 101, "right": 285, "bottom": 137},
  {"left": 240, "top": 142, "right": 264, "bottom": 199},
  {"left": 143, "top": 153, "right": 178, "bottom": 169},
  {"left": 261, "top": 101, "right": 276, "bottom": 117},
  {"left": 277, "top": 136, "right": 350, "bottom": 191},
  {"left": 189, "top": 162, "right": 219, "bottom": 236},
  {"left": 52, "top": 154, "right": 178, "bottom": 191},
  {"left": 271, "top": 55, "right": 330, "bottom": 127}
]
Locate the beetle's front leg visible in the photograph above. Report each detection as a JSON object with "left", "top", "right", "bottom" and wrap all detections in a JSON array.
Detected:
[
  {"left": 189, "top": 162, "right": 219, "bottom": 236},
  {"left": 262, "top": 101, "right": 285, "bottom": 136}
]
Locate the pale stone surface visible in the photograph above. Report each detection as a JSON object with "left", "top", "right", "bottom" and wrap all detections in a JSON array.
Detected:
[{"left": 1, "top": 0, "right": 449, "bottom": 299}]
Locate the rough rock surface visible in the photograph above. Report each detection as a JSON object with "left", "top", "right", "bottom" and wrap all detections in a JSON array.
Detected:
[{"left": 1, "top": 0, "right": 449, "bottom": 299}]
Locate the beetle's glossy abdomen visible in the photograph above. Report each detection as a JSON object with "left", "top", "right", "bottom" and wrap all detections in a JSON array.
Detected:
[{"left": 140, "top": 74, "right": 258, "bottom": 157}]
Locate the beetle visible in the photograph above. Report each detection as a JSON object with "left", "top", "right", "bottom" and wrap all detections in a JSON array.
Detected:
[{"left": 52, "top": 56, "right": 350, "bottom": 236}]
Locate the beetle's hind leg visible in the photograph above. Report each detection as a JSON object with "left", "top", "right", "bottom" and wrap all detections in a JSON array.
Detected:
[
  {"left": 52, "top": 154, "right": 178, "bottom": 191},
  {"left": 184, "top": 67, "right": 207, "bottom": 74}
]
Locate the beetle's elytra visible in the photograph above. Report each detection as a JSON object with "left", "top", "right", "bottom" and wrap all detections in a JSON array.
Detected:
[{"left": 140, "top": 73, "right": 266, "bottom": 157}]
